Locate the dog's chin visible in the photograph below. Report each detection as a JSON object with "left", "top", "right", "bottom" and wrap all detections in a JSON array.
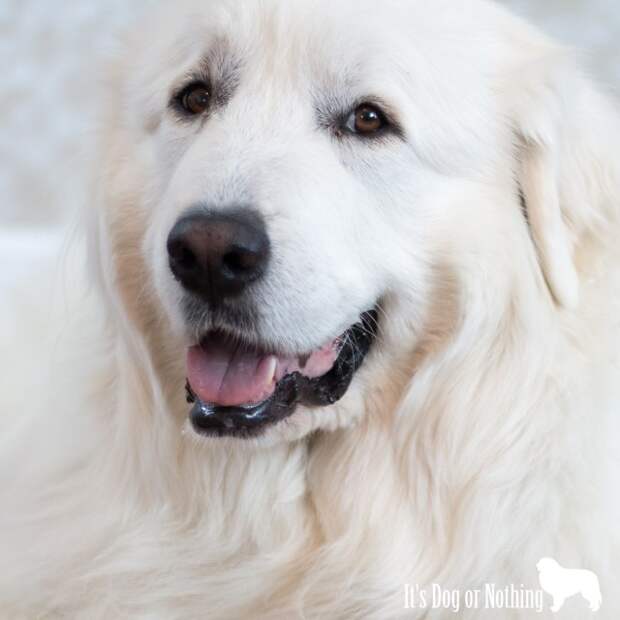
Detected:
[{"left": 183, "top": 309, "right": 379, "bottom": 440}]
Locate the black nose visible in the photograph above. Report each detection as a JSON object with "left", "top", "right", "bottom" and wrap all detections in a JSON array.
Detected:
[{"left": 167, "top": 209, "right": 271, "bottom": 301}]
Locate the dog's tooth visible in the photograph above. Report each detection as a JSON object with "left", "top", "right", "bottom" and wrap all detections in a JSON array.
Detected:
[{"left": 265, "top": 357, "right": 277, "bottom": 386}]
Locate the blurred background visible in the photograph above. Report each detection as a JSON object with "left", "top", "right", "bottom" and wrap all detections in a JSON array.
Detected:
[{"left": 1, "top": 0, "right": 619, "bottom": 231}]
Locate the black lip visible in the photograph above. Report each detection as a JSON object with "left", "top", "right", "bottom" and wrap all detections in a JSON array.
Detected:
[{"left": 186, "top": 309, "right": 379, "bottom": 439}]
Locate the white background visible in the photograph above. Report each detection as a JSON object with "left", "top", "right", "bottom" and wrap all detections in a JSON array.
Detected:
[{"left": 1, "top": 0, "right": 619, "bottom": 230}]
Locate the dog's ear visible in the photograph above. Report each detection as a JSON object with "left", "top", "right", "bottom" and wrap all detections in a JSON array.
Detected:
[{"left": 511, "top": 47, "right": 617, "bottom": 309}]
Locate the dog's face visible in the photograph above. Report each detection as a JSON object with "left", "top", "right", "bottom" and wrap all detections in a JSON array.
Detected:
[{"left": 99, "top": 0, "right": 580, "bottom": 443}]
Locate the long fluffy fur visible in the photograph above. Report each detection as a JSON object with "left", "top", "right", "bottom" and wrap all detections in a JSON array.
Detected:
[{"left": 1, "top": 1, "right": 619, "bottom": 618}]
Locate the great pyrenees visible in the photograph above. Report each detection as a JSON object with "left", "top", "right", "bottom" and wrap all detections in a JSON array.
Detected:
[
  {"left": 537, "top": 558, "right": 602, "bottom": 613},
  {"left": 1, "top": 0, "right": 619, "bottom": 618}
]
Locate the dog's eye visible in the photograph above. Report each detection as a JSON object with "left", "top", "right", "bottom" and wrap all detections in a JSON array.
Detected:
[
  {"left": 177, "top": 82, "right": 211, "bottom": 116},
  {"left": 346, "top": 104, "right": 387, "bottom": 136}
]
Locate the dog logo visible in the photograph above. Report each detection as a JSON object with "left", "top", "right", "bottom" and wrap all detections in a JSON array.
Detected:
[{"left": 537, "top": 558, "right": 602, "bottom": 613}]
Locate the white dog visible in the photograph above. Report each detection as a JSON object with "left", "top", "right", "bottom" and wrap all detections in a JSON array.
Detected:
[
  {"left": 1, "top": 0, "right": 619, "bottom": 618},
  {"left": 537, "top": 558, "right": 602, "bottom": 613}
]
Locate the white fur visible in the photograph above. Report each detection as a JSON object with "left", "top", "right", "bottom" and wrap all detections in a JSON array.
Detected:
[{"left": 1, "top": 1, "right": 620, "bottom": 618}]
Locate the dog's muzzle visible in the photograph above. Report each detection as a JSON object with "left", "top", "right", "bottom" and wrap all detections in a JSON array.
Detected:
[
  {"left": 167, "top": 207, "right": 379, "bottom": 438},
  {"left": 185, "top": 310, "right": 379, "bottom": 438}
]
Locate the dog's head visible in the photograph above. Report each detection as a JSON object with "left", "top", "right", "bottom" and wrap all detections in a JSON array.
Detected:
[
  {"left": 537, "top": 558, "right": 560, "bottom": 574},
  {"left": 93, "top": 0, "right": 616, "bottom": 443}
]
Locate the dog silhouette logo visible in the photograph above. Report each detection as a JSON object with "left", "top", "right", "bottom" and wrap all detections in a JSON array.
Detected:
[{"left": 537, "top": 558, "right": 602, "bottom": 613}]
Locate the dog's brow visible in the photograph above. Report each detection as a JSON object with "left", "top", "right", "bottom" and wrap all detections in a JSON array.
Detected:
[
  {"left": 178, "top": 38, "right": 242, "bottom": 111},
  {"left": 207, "top": 39, "right": 242, "bottom": 109}
]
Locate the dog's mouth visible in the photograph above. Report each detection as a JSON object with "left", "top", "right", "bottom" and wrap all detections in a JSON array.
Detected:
[{"left": 185, "top": 309, "right": 379, "bottom": 438}]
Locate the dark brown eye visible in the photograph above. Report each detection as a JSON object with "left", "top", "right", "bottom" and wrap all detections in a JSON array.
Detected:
[
  {"left": 178, "top": 83, "right": 211, "bottom": 116},
  {"left": 347, "top": 104, "right": 387, "bottom": 135}
]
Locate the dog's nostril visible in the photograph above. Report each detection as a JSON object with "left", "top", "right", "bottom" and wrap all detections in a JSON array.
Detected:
[
  {"left": 167, "top": 209, "right": 271, "bottom": 301},
  {"left": 223, "top": 248, "right": 262, "bottom": 275},
  {"left": 169, "top": 241, "right": 197, "bottom": 269}
]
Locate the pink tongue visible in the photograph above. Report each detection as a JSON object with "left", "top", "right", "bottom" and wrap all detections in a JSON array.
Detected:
[{"left": 187, "top": 334, "right": 339, "bottom": 407}]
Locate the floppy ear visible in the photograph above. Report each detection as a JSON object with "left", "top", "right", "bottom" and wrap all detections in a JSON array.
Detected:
[
  {"left": 512, "top": 49, "right": 618, "bottom": 309},
  {"left": 518, "top": 133, "right": 579, "bottom": 309}
]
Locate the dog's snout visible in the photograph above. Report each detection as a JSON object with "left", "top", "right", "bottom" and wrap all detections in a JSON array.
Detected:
[{"left": 167, "top": 209, "right": 270, "bottom": 301}]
